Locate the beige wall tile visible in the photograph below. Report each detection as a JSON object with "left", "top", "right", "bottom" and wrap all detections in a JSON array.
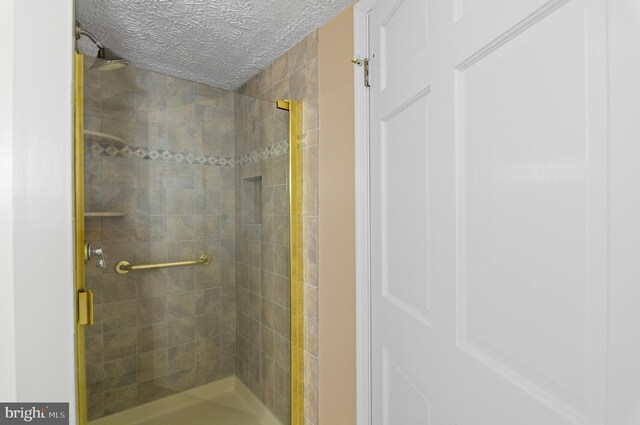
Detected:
[
  {"left": 137, "top": 272, "right": 168, "bottom": 299},
  {"left": 221, "top": 333, "right": 237, "bottom": 357},
  {"left": 304, "top": 284, "right": 318, "bottom": 356},
  {"left": 86, "top": 335, "right": 103, "bottom": 365},
  {"left": 166, "top": 189, "right": 195, "bottom": 215},
  {"left": 195, "top": 337, "right": 221, "bottom": 364},
  {"left": 103, "top": 384, "right": 138, "bottom": 415},
  {"left": 137, "top": 323, "right": 168, "bottom": 354},
  {"left": 288, "top": 38, "right": 308, "bottom": 74},
  {"left": 138, "top": 377, "right": 169, "bottom": 404},
  {"left": 303, "top": 353, "right": 319, "bottom": 425},
  {"left": 195, "top": 312, "right": 221, "bottom": 340},
  {"left": 167, "top": 215, "right": 195, "bottom": 241},
  {"left": 136, "top": 188, "right": 167, "bottom": 215},
  {"left": 166, "top": 98, "right": 195, "bottom": 125},
  {"left": 167, "top": 317, "right": 195, "bottom": 347},
  {"left": 136, "top": 241, "right": 168, "bottom": 264},
  {"left": 137, "top": 296, "right": 167, "bottom": 325},
  {"left": 83, "top": 27, "right": 323, "bottom": 421},
  {"left": 272, "top": 54, "right": 289, "bottom": 85},
  {"left": 167, "top": 78, "right": 194, "bottom": 102},
  {"left": 103, "top": 329, "right": 137, "bottom": 362},
  {"left": 137, "top": 350, "right": 168, "bottom": 382},
  {"left": 302, "top": 145, "right": 318, "bottom": 215},
  {"left": 273, "top": 300, "right": 289, "bottom": 334},
  {"left": 167, "top": 367, "right": 197, "bottom": 392},
  {"left": 102, "top": 274, "right": 136, "bottom": 303},
  {"left": 103, "top": 300, "right": 137, "bottom": 333},
  {"left": 137, "top": 215, "right": 167, "bottom": 242},
  {"left": 168, "top": 342, "right": 195, "bottom": 372},
  {"left": 167, "top": 292, "right": 195, "bottom": 319},
  {"left": 273, "top": 334, "right": 290, "bottom": 372},
  {"left": 273, "top": 274, "right": 290, "bottom": 309}
]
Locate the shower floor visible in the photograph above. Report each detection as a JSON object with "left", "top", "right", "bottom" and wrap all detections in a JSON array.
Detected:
[{"left": 90, "top": 377, "right": 282, "bottom": 425}]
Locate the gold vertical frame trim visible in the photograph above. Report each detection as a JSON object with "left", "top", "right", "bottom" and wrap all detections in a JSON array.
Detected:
[
  {"left": 278, "top": 99, "right": 305, "bottom": 425},
  {"left": 74, "top": 52, "right": 89, "bottom": 425}
]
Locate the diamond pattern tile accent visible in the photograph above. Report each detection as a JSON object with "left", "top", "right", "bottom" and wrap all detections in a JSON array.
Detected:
[
  {"left": 121, "top": 146, "right": 134, "bottom": 158},
  {"left": 236, "top": 140, "right": 290, "bottom": 166},
  {"left": 105, "top": 145, "right": 120, "bottom": 157},
  {"left": 88, "top": 139, "right": 287, "bottom": 168}
]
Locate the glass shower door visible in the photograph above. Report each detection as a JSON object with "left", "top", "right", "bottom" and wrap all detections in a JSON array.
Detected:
[{"left": 75, "top": 53, "right": 300, "bottom": 425}]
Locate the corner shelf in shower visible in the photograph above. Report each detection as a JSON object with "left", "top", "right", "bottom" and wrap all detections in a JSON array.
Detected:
[{"left": 85, "top": 212, "right": 127, "bottom": 218}]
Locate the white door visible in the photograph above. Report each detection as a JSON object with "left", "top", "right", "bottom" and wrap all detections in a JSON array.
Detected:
[{"left": 367, "top": 0, "right": 640, "bottom": 423}]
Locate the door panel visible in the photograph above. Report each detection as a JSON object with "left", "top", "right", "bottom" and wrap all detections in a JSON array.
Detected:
[
  {"left": 383, "top": 348, "right": 431, "bottom": 424},
  {"left": 455, "top": 0, "right": 607, "bottom": 421},
  {"left": 370, "top": 0, "right": 440, "bottom": 424},
  {"left": 453, "top": 0, "right": 607, "bottom": 423},
  {"left": 378, "top": 0, "right": 431, "bottom": 117},
  {"left": 381, "top": 93, "right": 431, "bottom": 325},
  {"left": 369, "top": 0, "right": 613, "bottom": 423},
  {"left": 380, "top": 0, "right": 428, "bottom": 89},
  {"left": 607, "top": 3, "right": 640, "bottom": 424}
]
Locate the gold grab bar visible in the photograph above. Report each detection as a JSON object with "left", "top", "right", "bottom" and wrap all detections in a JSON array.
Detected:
[{"left": 114, "top": 253, "right": 212, "bottom": 275}]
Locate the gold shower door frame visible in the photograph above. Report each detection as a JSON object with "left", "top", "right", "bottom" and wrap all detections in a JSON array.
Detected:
[
  {"left": 73, "top": 53, "right": 305, "bottom": 425},
  {"left": 277, "top": 99, "right": 305, "bottom": 425},
  {"left": 73, "top": 52, "right": 89, "bottom": 425}
]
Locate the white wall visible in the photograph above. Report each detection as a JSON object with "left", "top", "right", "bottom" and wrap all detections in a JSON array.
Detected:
[
  {"left": 0, "top": 0, "right": 17, "bottom": 403},
  {"left": 0, "top": 0, "right": 77, "bottom": 421}
]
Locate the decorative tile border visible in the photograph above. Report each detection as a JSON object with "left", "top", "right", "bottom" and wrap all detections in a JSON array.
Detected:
[
  {"left": 88, "top": 139, "right": 289, "bottom": 167},
  {"left": 236, "top": 140, "right": 290, "bottom": 166}
]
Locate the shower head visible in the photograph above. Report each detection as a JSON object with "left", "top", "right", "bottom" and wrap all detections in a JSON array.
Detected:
[
  {"left": 93, "top": 47, "right": 130, "bottom": 71},
  {"left": 75, "top": 21, "right": 130, "bottom": 71}
]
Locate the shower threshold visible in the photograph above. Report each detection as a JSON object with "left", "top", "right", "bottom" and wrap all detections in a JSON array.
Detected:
[{"left": 89, "top": 376, "right": 282, "bottom": 425}]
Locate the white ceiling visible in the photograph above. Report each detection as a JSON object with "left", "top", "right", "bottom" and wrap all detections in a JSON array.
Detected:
[{"left": 76, "top": 0, "right": 353, "bottom": 90}]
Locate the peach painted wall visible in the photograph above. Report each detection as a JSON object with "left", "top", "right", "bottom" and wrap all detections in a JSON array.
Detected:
[{"left": 318, "top": 6, "right": 356, "bottom": 425}]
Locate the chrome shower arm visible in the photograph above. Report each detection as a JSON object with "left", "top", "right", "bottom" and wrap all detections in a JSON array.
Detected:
[
  {"left": 75, "top": 20, "right": 129, "bottom": 69},
  {"left": 75, "top": 22, "right": 104, "bottom": 50}
]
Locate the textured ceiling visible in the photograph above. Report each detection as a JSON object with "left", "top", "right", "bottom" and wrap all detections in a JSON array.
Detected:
[{"left": 76, "top": 0, "right": 352, "bottom": 90}]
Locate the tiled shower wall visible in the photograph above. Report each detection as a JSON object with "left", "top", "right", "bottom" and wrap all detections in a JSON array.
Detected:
[
  {"left": 237, "top": 31, "right": 320, "bottom": 425},
  {"left": 234, "top": 89, "right": 292, "bottom": 423},
  {"left": 82, "top": 29, "right": 321, "bottom": 424},
  {"left": 83, "top": 62, "right": 238, "bottom": 420}
]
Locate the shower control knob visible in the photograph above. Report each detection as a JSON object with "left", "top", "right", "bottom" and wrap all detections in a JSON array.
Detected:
[{"left": 84, "top": 242, "right": 106, "bottom": 269}]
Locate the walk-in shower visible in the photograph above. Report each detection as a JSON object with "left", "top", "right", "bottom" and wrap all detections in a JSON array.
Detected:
[{"left": 73, "top": 45, "right": 304, "bottom": 425}]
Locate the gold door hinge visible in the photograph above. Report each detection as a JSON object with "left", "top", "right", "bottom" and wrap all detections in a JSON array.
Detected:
[
  {"left": 352, "top": 58, "right": 370, "bottom": 87},
  {"left": 276, "top": 100, "right": 291, "bottom": 111},
  {"left": 78, "top": 290, "right": 94, "bottom": 326}
]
